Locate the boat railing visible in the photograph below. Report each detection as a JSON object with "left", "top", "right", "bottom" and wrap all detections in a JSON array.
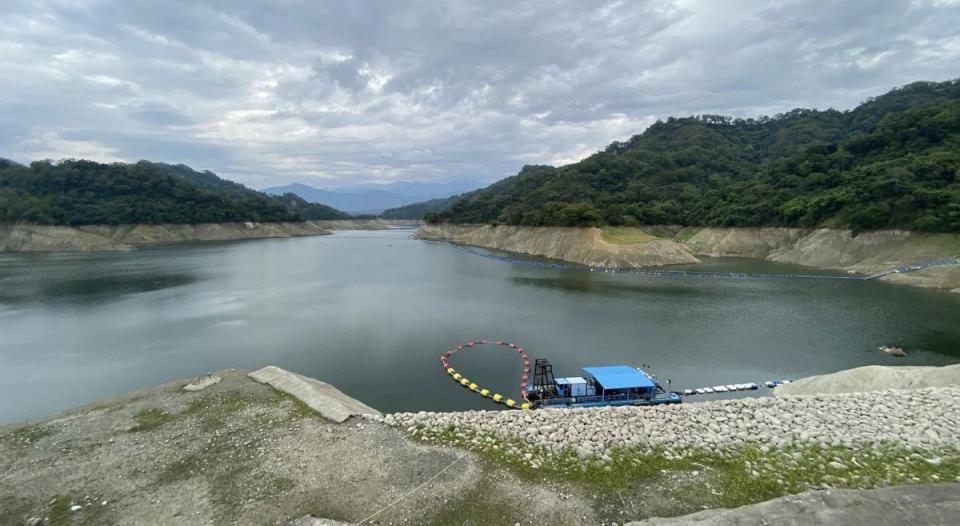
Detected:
[{"left": 538, "top": 391, "right": 678, "bottom": 407}]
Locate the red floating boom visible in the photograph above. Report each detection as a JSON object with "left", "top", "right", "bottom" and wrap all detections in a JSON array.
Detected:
[{"left": 440, "top": 338, "right": 531, "bottom": 406}]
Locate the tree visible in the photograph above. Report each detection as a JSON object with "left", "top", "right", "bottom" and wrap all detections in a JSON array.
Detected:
[{"left": 434, "top": 79, "right": 960, "bottom": 232}]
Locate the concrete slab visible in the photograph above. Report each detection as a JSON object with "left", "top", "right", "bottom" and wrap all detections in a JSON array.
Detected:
[{"left": 248, "top": 366, "right": 381, "bottom": 423}]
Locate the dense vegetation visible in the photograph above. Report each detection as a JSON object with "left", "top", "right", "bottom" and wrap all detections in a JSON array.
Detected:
[
  {"left": 436, "top": 80, "right": 960, "bottom": 232},
  {"left": 0, "top": 159, "right": 350, "bottom": 225},
  {"left": 271, "top": 192, "right": 351, "bottom": 221},
  {"left": 380, "top": 196, "right": 456, "bottom": 219}
]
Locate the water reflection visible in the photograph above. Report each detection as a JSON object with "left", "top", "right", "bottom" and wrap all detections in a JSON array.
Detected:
[
  {"left": 0, "top": 230, "right": 958, "bottom": 424},
  {"left": 510, "top": 276, "right": 713, "bottom": 297},
  {"left": 0, "top": 272, "right": 199, "bottom": 306}
]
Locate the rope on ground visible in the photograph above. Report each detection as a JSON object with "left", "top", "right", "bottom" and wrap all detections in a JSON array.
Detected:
[{"left": 357, "top": 452, "right": 467, "bottom": 525}]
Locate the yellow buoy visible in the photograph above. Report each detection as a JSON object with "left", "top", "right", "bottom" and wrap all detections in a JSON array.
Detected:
[
  {"left": 460, "top": 378, "right": 470, "bottom": 386},
  {"left": 520, "top": 402, "right": 531, "bottom": 410},
  {"left": 469, "top": 383, "right": 478, "bottom": 391},
  {"left": 505, "top": 399, "right": 516, "bottom": 408},
  {"left": 446, "top": 368, "right": 456, "bottom": 375},
  {"left": 492, "top": 394, "right": 503, "bottom": 403},
  {"left": 479, "top": 389, "right": 490, "bottom": 397},
  {"left": 452, "top": 373, "right": 462, "bottom": 381}
]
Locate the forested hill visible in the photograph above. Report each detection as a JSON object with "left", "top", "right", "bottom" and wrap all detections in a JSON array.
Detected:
[
  {"left": 380, "top": 196, "right": 456, "bottom": 219},
  {"left": 0, "top": 159, "right": 350, "bottom": 225},
  {"left": 435, "top": 80, "right": 960, "bottom": 232}
]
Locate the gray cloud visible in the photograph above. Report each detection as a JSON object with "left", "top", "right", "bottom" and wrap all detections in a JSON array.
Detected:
[{"left": 1, "top": 0, "right": 958, "bottom": 189}]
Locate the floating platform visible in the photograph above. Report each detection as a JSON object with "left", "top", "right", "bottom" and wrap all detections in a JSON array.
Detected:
[{"left": 526, "top": 362, "right": 681, "bottom": 408}]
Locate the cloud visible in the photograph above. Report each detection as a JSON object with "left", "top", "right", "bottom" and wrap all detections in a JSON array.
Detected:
[
  {"left": 12, "top": 130, "right": 125, "bottom": 163},
  {"left": 0, "top": 0, "right": 958, "bottom": 189}
]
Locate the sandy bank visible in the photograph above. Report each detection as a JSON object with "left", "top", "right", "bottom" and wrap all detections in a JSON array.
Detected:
[
  {"left": 686, "top": 227, "right": 960, "bottom": 290},
  {"left": 416, "top": 224, "right": 699, "bottom": 267},
  {"left": 417, "top": 224, "right": 960, "bottom": 291},
  {"left": 774, "top": 364, "right": 960, "bottom": 397},
  {"left": 0, "top": 222, "right": 332, "bottom": 252}
]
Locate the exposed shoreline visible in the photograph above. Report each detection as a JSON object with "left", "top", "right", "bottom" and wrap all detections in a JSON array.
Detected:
[
  {"left": 0, "top": 219, "right": 393, "bottom": 253},
  {"left": 2, "top": 365, "right": 959, "bottom": 525},
  {"left": 416, "top": 224, "right": 960, "bottom": 292}
]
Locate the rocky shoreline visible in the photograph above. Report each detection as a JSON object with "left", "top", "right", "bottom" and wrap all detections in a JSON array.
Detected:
[
  {"left": 381, "top": 387, "right": 960, "bottom": 472},
  {"left": 416, "top": 224, "right": 960, "bottom": 292}
]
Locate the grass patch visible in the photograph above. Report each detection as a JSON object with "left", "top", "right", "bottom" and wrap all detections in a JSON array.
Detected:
[
  {"left": 129, "top": 408, "right": 173, "bottom": 433},
  {"left": 644, "top": 225, "right": 675, "bottom": 239},
  {"left": 270, "top": 390, "right": 323, "bottom": 420},
  {"left": 156, "top": 454, "right": 203, "bottom": 485},
  {"left": 430, "top": 478, "right": 523, "bottom": 526},
  {"left": 404, "top": 424, "right": 960, "bottom": 514},
  {"left": 48, "top": 495, "right": 72, "bottom": 526},
  {"left": 1, "top": 424, "right": 52, "bottom": 447},
  {"left": 601, "top": 227, "right": 657, "bottom": 245},
  {"left": 924, "top": 232, "right": 960, "bottom": 256},
  {"left": 676, "top": 227, "right": 700, "bottom": 243},
  {"left": 184, "top": 391, "right": 250, "bottom": 431},
  {"left": 43, "top": 494, "right": 112, "bottom": 526}
]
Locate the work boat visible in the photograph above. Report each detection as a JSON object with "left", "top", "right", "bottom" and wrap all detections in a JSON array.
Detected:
[{"left": 525, "top": 359, "right": 681, "bottom": 409}]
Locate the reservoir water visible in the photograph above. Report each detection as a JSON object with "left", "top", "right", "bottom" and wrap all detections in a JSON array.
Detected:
[{"left": 1, "top": 228, "right": 958, "bottom": 423}]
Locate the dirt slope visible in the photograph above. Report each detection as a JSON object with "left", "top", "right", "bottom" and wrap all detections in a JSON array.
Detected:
[
  {"left": 417, "top": 224, "right": 960, "bottom": 291},
  {"left": 775, "top": 364, "right": 960, "bottom": 397},
  {"left": 416, "top": 224, "right": 699, "bottom": 267},
  {"left": 0, "top": 222, "right": 332, "bottom": 252}
]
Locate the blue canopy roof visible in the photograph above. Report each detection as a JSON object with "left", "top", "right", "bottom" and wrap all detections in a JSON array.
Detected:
[{"left": 583, "top": 366, "right": 656, "bottom": 390}]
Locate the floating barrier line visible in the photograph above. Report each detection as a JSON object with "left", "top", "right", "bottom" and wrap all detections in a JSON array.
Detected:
[
  {"left": 682, "top": 379, "right": 793, "bottom": 396},
  {"left": 441, "top": 339, "right": 532, "bottom": 410},
  {"left": 422, "top": 239, "right": 959, "bottom": 282}
]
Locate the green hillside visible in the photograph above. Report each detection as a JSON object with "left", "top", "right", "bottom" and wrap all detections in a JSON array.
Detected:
[
  {"left": 380, "top": 196, "right": 456, "bottom": 219},
  {"left": 0, "top": 159, "right": 350, "bottom": 225},
  {"left": 436, "top": 80, "right": 960, "bottom": 232}
]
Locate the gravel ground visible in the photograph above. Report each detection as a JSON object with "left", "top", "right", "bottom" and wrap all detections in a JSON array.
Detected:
[
  {"left": 4, "top": 371, "right": 960, "bottom": 526},
  {"left": 628, "top": 483, "right": 960, "bottom": 525},
  {"left": 381, "top": 387, "right": 960, "bottom": 458},
  {"left": 0, "top": 371, "right": 595, "bottom": 526},
  {"left": 775, "top": 364, "right": 960, "bottom": 396}
]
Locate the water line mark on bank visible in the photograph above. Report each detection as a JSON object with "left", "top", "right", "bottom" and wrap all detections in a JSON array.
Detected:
[{"left": 422, "top": 239, "right": 959, "bottom": 282}]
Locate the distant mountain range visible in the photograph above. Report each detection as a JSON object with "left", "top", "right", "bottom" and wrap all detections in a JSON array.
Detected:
[{"left": 262, "top": 180, "right": 482, "bottom": 214}]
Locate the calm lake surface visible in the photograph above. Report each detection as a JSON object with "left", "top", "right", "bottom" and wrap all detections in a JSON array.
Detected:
[{"left": 2, "top": 228, "right": 959, "bottom": 423}]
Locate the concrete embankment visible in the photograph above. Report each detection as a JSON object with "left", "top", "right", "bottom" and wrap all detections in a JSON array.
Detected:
[
  {"left": 0, "top": 221, "right": 333, "bottom": 252},
  {"left": 416, "top": 224, "right": 960, "bottom": 291}
]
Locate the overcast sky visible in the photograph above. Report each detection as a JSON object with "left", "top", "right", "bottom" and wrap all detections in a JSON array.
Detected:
[{"left": 1, "top": 0, "right": 959, "bottom": 189}]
